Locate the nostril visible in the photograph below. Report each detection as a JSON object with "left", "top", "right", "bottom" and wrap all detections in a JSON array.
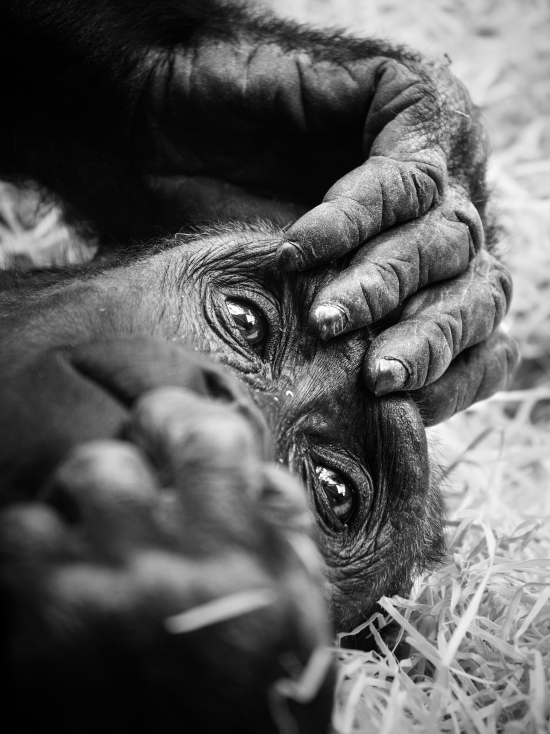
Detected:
[
  {"left": 41, "top": 485, "right": 82, "bottom": 525},
  {"left": 204, "top": 369, "right": 238, "bottom": 403}
]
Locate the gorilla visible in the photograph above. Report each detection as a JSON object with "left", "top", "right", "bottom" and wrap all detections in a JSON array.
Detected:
[
  {"left": 0, "top": 0, "right": 519, "bottom": 731},
  {"left": 4, "top": 221, "right": 501, "bottom": 622},
  {"left": 0, "top": 222, "right": 515, "bottom": 733},
  {"left": 0, "top": 0, "right": 516, "bottom": 404}
]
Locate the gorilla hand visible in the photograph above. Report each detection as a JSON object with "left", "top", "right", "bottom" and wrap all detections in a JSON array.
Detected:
[
  {"left": 0, "top": 342, "right": 335, "bottom": 734},
  {"left": 313, "top": 241, "right": 519, "bottom": 424},
  {"left": 138, "top": 1, "right": 518, "bottom": 416},
  {"left": 0, "top": 0, "right": 517, "bottom": 419}
]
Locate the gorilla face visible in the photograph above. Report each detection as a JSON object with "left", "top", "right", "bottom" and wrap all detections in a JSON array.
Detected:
[
  {"left": 0, "top": 222, "right": 444, "bottom": 630},
  {"left": 159, "top": 224, "right": 445, "bottom": 628}
]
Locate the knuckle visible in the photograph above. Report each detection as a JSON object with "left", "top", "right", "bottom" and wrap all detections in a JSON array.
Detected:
[
  {"left": 358, "top": 267, "right": 394, "bottom": 322},
  {"left": 50, "top": 441, "right": 156, "bottom": 497},
  {"left": 313, "top": 279, "right": 370, "bottom": 330},
  {"left": 287, "top": 204, "right": 355, "bottom": 261},
  {"left": 434, "top": 211, "right": 473, "bottom": 258},
  {"left": 433, "top": 316, "right": 459, "bottom": 361},
  {"left": 189, "top": 409, "right": 257, "bottom": 459},
  {"left": 130, "top": 387, "right": 262, "bottom": 474},
  {"left": 410, "top": 165, "right": 442, "bottom": 211},
  {"left": 446, "top": 191, "right": 485, "bottom": 255},
  {"left": 133, "top": 387, "right": 203, "bottom": 434},
  {"left": 41, "top": 440, "right": 159, "bottom": 529},
  {"left": 489, "top": 269, "right": 512, "bottom": 319},
  {"left": 473, "top": 251, "right": 513, "bottom": 319}
]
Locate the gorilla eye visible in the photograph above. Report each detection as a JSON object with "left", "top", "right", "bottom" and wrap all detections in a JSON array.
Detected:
[
  {"left": 226, "top": 299, "right": 267, "bottom": 351},
  {"left": 315, "top": 466, "right": 354, "bottom": 525}
]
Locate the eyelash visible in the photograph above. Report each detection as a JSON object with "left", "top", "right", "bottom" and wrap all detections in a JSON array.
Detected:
[
  {"left": 226, "top": 299, "right": 268, "bottom": 356},
  {"left": 301, "top": 454, "right": 356, "bottom": 534},
  {"left": 222, "top": 294, "right": 280, "bottom": 363},
  {"left": 306, "top": 445, "right": 373, "bottom": 535}
]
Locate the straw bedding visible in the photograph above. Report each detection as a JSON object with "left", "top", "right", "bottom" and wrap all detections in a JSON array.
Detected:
[{"left": 1, "top": 0, "right": 549, "bottom": 730}]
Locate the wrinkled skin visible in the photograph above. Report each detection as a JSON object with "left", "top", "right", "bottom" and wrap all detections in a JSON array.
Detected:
[
  {"left": 1, "top": 222, "right": 515, "bottom": 632},
  {"left": 0, "top": 0, "right": 518, "bottom": 417},
  {"left": 0, "top": 0, "right": 520, "bottom": 727}
]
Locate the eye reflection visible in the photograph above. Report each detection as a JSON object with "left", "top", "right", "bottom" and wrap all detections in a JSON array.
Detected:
[
  {"left": 226, "top": 299, "right": 267, "bottom": 350},
  {"left": 315, "top": 466, "right": 354, "bottom": 525}
]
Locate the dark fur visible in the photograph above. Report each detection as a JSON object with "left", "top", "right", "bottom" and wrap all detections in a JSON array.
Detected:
[
  {"left": 0, "top": 2, "right": 499, "bottom": 728},
  {"left": 0, "top": 0, "right": 491, "bottom": 241}
]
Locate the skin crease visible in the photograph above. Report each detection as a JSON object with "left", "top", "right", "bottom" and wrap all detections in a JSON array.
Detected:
[
  {"left": 0, "top": 2, "right": 518, "bottom": 728},
  {"left": 0, "top": 0, "right": 519, "bottom": 412},
  {"left": 0, "top": 222, "right": 444, "bottom": 632}
]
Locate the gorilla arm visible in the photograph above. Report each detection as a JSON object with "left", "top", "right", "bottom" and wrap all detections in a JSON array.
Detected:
[
  {"left": 0, "top": 0, "right": 487, "bottom": 237},
  {"left": 0, "top": 0, "right": 517, "bottom": 419}
]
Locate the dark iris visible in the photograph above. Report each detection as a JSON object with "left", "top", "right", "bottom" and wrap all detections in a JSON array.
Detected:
[
  {"left": 315, "top": 466, "right": 354, "bottom": 524},
  {"left": 226, "top": 299, "right": 266, "bottom": 349}
]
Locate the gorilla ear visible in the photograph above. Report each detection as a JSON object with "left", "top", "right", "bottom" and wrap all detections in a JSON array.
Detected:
[{"left": 270, "top": 647, "right": 336, "bottom": 734}]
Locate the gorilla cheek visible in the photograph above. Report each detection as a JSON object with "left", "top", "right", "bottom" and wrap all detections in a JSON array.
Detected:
[{"left": 375, "top": 395, "right": 430, "bottom": 503}]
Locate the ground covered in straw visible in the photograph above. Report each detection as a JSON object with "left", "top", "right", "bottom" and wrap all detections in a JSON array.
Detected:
[
  {"left": 1, "top": 0, "right": 549, "bottom": 731},
  {"left": 262, "top": 0, "right": 550, "bottom": 731}
]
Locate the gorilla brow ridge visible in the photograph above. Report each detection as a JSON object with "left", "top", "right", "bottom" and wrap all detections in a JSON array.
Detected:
[
  {"left": 0, "top": 219, "right": 283, "bottom": 294},
  {"left": 168, "top": 221, "right": 283, "bottom": 294}
]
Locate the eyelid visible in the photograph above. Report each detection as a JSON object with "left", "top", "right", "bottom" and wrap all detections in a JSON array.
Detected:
[
  {"left": 305, "top": 460, "right": 350, "bottom": 534},
  {"left": 315, "top": 465, "right": 354, "bottom": 525},
  {"left": 226, "top": 299, "right": 266, "bottom": 350},
  {"left": 221, "top": 290, "right": 281, "bottom": 362},
  {"left": 305, "top": 444, "right": 372, "bottom": 533}
]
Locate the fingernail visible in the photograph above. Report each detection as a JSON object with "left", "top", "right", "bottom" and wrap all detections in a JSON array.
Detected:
[
  {"left": 313, "top": 305, "right": 349, "bottom": 340},
  {"left": 373, "top": 358, "right": 408, "bottom": 395},
  {"left": 277, "top": 241, "right": 306, "bottom": 272}
]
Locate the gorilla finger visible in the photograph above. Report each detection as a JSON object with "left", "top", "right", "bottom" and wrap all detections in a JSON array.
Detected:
[
  {"left": 412, "top": 330, "right": 520, "bottom": 426},
  {"left": 308, "top": 203, "right": 478, "bottom": 339},
  {"left": 41, "top": 441, "right": 160, "bottom": 553},
  {"left": 128, "top": 387, "right": 264, "bottom": 498},
  {"left": 259, "top": 464, "right": 311, "bottom": 532},
  {"left": 260, "top": 466, "right": 323, "bottom": 579},
  {"left": 363, "top": 251, "right": 513, "bottom": 394},
  {"left": 277, "top": 156, "right": 483, "bottom": 272}
]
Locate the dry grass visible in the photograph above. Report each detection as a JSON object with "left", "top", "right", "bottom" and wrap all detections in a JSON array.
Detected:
[
  {"left": 0, "top": 182, "right": 95, "bottom": 268},
  {"left": 1, "top": 0, "right": 549, "bottom": 731}
]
